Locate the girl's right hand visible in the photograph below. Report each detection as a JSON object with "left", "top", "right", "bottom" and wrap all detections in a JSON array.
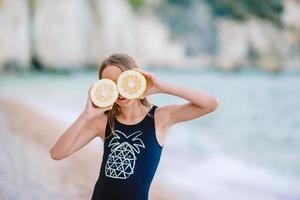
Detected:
[{"left": 82, "top": 84, "right": 114, "bottom": 118}]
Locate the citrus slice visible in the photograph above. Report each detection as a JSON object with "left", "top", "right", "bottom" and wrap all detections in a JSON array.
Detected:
[
  {"left": 90, "top": 79, "right": 118, "bottom": 107},
  {"left": 117, "top": 70, "right": 147, "bottom": 99}
]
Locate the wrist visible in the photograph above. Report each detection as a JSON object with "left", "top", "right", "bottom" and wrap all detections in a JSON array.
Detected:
[
  {"left": 80, "top": 111, "right": 94, "bottom": 120},
  {"left": 158, "top": 81, "right": 172, "bottom": 94}
]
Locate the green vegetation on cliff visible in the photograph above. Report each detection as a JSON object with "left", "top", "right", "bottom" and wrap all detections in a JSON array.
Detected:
[
  {"left": 128, "top": 0, "right": 284, "bottom": 25},
  {"left": 206, "top": 0, "right": 283, "bottom": 25}
]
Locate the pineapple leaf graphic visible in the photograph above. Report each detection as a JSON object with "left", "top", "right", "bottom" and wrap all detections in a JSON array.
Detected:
[
  {"left": 105, "top": 129, "right": 145, "bottom": 179},
  {"left": 108, "top": 133, "right": 121, "bottom": 150},
  {"left": 130, "top": 132, "right": 145, "bottom": 154}
]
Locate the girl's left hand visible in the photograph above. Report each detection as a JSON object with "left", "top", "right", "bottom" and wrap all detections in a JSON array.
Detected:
[{"left": 132, "top": 68, "right": 165, "bottom": 99}]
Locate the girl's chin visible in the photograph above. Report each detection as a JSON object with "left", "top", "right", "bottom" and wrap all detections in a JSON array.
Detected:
[
  {"left": 116, "top": 99, "right": 134, "bottom": 106},
  {"left": 117, "top": 98, "right": 127, "bottom": 103},
  {"left": 116, "top": 99, "right": 129, "bottom": 105}
]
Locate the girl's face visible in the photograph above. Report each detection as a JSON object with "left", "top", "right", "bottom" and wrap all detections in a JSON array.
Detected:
[{"left": 101, "top": 65, "right": 135, "bottom": 107}]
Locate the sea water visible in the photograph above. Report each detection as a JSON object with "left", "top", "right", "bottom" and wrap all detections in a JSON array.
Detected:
[{"left": 1, "top": 68, "right": 299, "bottom": 199}]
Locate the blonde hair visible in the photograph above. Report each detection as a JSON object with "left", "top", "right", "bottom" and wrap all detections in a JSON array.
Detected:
[{"left": 98, "top": 53, "right": 154, "bottom": 139}]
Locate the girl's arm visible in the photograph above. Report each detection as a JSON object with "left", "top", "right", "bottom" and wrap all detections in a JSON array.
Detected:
[
  {"left": 50, "top": 85, "right": 112, "bottom": 160},
  {"left": 133, "top": 68, "right": 219, "bottom": 126},
  {"left": 159, "top": 82, "right": 219, "bottom": 126},
  {"left": 50, "top": 112, "right": 98, "bottom": 160}
]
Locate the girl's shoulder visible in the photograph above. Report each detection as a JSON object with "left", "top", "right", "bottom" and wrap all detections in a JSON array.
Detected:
[
  {"left": 154, "top": 105, "right": 173, "bottom": 128},
  {"left": 85, "top": 113, "right": 108, "bottom": 140},
  {"left": 153, "top": 105, "right": 174, "bottom": 147}
]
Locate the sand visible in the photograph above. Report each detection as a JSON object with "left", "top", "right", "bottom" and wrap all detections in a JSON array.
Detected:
[{"left": 0, "top": 96, "right": 178, "bottom": 200}]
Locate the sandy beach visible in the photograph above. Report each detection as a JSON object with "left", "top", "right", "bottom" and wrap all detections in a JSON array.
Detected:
[{"left": 0, "top": 96, "right": 180, "bottom": 200}]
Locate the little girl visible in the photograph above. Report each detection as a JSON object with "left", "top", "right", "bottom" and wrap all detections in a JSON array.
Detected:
[{"left": 50, "top": 53, "right": 219, "bottom": 200}]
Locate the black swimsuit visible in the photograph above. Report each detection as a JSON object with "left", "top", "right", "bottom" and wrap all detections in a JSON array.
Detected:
[{"left": 91, "top": 105, "right": 164, "bottom": 200}]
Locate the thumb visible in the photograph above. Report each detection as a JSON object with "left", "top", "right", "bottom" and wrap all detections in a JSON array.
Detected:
[{"left": 103, "top": 104, "right": 114, "bottom": 111}]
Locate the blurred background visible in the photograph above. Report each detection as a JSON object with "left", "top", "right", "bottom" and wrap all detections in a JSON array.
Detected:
[{"left": 0, "top": 0, "right": 300, "bottom": 199}]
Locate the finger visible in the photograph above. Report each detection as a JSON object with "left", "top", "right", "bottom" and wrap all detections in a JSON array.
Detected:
[
  {"left": 88, "top": 98, "right": 96, "bottom": 108},
  {"left": 133, "top": 67, "right": 148, "bottom": 74},
  {"left": 103, "top": 106, "right": 113, "bottom": 112},
  {"left": 86, "top": 90, "right": 92, "bottom": 104},
  {"left": 88, "top": 84, "right": 93, "bottom": 95},
  {"left": 133, "top": 68, "right": 151, "bottom": 77},
  {"left": 137, "top": 93, "right": 146, "bottom": 99},
  {"left": 137, "top": 95, "right": 144, "bottom": 99},
  {"left": 87, "top": 86, "right": 94, "bottom": 101},
  {"left": 103, "top": 104, "right": 113, "bottom": 110}
]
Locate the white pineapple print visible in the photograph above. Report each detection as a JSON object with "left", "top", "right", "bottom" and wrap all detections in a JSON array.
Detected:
[{"left": 105, "top": 130, "right": 145, "bottom": 179}]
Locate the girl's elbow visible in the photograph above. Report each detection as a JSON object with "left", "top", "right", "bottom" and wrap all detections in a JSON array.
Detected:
[
  {"left": 209, "top": 97, "right": 220, "bottom": 112},
  {"left": 50, "top": 148, "right": 64, "bottom": 161}
]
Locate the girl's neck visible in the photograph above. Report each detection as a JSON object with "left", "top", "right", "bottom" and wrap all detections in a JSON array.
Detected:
[{"left": 118, "top": 101, "right": 149, "bottom": 121}]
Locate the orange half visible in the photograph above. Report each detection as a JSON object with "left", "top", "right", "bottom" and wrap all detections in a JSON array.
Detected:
[
  {"left": 90, "top": 79, "right": 118, "bottom": 107},
  {"left": 117, "top": 70, "right": 147, "bottom": 99}
]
